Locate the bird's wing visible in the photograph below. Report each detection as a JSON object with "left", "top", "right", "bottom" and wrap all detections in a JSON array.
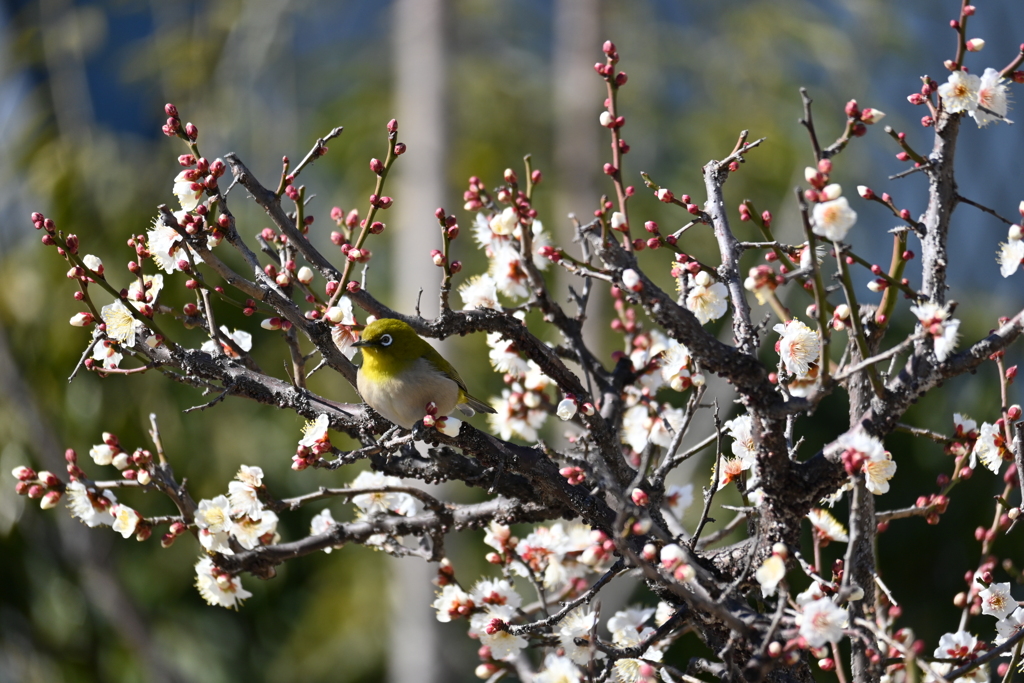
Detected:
[{"left": 421, "top": 345, "right": 469, "bottom": 393}]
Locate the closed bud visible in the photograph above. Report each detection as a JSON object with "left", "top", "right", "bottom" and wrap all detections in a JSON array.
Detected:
[
  {"left": 966, "top": 38, "right": 985, "bottom": 52},
  {"left": 450, "top": 260, "right": 462, "bottom": 273},
  {"left": 503, "top": 168, "right": 517, "bottom": 184},
  {"left": 431, "top": 250, "right": 446, "bottom": 267},
  {"left": 185, "top": 122, "right": 198, "bottom": 140},
  {"left": 656, "top": 188, "right": 674, "bottom": 203},
  {"left": 631, "top": 488, "right": 650, "bottom": 507},
  {"left": 394, "top": 142, "right": 407, "bottom": 155},
  {"left": 599, "top": 111, "right": 614, "bottom": 127},
  {"left": 860, "top": 108, "right": 886, "bottom": 124},
  {"left": 297, "top": 266, "right": 314, "bottom": 285},
  {"left": 369, "top": 158, "right": 384, "bottom": 174},
  {"left": 370, "top": 221, "right": 385, "bottom": 234},
  {"left": 845, "top": 99, "right": 860, "bottom": 118},
  {"left": 530, "top": 169, "right": 542, "bottom": 184}
]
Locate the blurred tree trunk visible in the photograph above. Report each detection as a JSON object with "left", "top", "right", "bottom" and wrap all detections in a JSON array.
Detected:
[{"left": 388, "top": 1, "right": 449, "bottom": 682}]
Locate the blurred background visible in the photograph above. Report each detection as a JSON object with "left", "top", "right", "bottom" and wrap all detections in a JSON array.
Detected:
[{"left": 0, "top": 0, "right": 1022, "bottom": 681}]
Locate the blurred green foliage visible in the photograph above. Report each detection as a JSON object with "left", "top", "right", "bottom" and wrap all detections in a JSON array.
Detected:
[{"left": 1, "top": 0, "right": 1022, "bottom": 681}]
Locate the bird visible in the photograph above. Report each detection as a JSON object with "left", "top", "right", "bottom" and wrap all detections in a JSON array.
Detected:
[{"left": 353, "top": 318, "right": 496, "bottom": 429}]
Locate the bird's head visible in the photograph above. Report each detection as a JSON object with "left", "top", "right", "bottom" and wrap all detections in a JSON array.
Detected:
[{"left": 352, "top": 318, "right": 427, "bottom": 363}]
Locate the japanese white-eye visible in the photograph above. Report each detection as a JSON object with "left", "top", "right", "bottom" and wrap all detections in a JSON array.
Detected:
[{"left": 353, "top": 318, "right": 496, "bottom": 429}]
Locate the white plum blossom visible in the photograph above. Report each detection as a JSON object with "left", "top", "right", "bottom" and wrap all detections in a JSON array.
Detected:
[
  {"left": 435, "top": 416, "right": 462, "bottom": 437},
  {"left": 475, "top": 604, "right": 527, "bottom": 660},
  {"left": 664, "top": 483, "right": 694, "bottom": 519},
  {"left": 607, "top": 606, "right": 656, "bottom": 641},
  {"left": 486, "top": 332, "right": 530, "bottom": 377},
  {"left": 231, "top": 510, "right": 278, "bottom": 550},
  {"left": 972, "top": 422, "right": 1005, "bottom": 474},
  {"left": 299, "top": 414, "right": 331, "bottom": 448},
  {"left": 755, "top": 554, "right": 787, "bottom": 597},
  {"left": 201, "top": 326, "right": 253, "bottom": 358},
  {"left": 111, "top": 504, "right": 140, "bottom": 539},
  {"left": 686, "top": 271, "right": 728, "bottom": 324},
  {"left": 725, "top": 414, "right": 757, "bottom": 466},
  {"left": 996, "top": 607, "right": 1024, "bottom": 645},
  {"left": 458, "top": 274, "right": 501, "bottom": 311},
  {"left": 91, "top": 341, "right": 123, "bottom": 370},
  {"left": 350, "top": 470, "right": 420, "bottom": 517},
  {"left": 997, "top": 238, "right": 1024, "bottom": 278},
  {"left": 66, "top": 481, "right": 116, "bottom": 527},
  {"left": 195, "top": 495, "right": 234, "bottom": 554},
  {"left": 973, "top": 67, "right": 1011, "bottom": 127},
  {"left": 100, "top": 301, "right": 140, "bottom": 346},
  {"left": 470, "top": 578, "right": 522, "bottom": 609},
  {"left": 773, "top": 319, "right": 820, "bottom": 377},
  {"left": 558, "top": 606, "right": 603, "bottom": 665},
  {"left": 910, "top": 302, "right": 960, "bottom": 361},
  {"left": 488, "top": 206, "right": 518, "bottom": 236},
  {"left": 173, "top": 170, "right": 204, "bottom": 211},
  {"left": 488, "top": 388, "right": 547, "bottom": 442},
  {"left": 812, "top": 196, "right": 857, "bottom": 241},
  {"left": 660, "top": 339, "right": 693, "bottom": 390},
  {"left": 939, "top": 70, "right": 981, "bottom": 113},
  {"left": 979, "top": 582, "right": 1016, "bottom": 619},
  {"left": 126, "top": 274, "right": 163, "bottom": 310},
  {"left": 433, "top": 584, "right": 474, "bottom": 623},
  {"left": 798, "top": 597, "right": 849, "bottom": 647},
  {"left": 309, "top": 508, "right": 338, "bottom": 553},
  {"left": 807, "top": 508, "right": 849, "bottom": 544},
  {"left": 228, "top": 466, "right": 265, "bottom": 520},
  {"left": 933, "top": 630, "right": 978, "bottom": 661},
  {"left": 195, "top": 557, "right": 251, "bottom": 609},
  {"left": 535, "top": 654, "right": 582, "bottom": 683},
  {"left": 621, "top": 403, "right": 686, "bottom": 454},
  {"left": 147, "top": 215, "right": 205, "bottom": 273}
]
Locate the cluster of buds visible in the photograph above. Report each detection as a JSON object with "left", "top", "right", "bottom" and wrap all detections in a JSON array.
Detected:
[
  {"left": 11, "top": 465, "right": 63, "bottom": 510},
  {"left": 340, "top": 242, "right": 372, "bottom": 264},
  {"left": 610, "top": 286, "right": 639, "bottom": 333},
  {"left": 463, "top": 176, "right": 489, "bottom": 212},
  {"left": 558, "top": 465, "right": 586, "bottom": 485},
  {"left": 434, "top": 557, "right": 459, "bottom": 588},
  {"left": 89, "top": 433, "right": 154, "bottom": 484},
  {"left": 658, "top": 543, "right": 696, "bottom": 583},
  {"left": 843, "top": 99, "right": 885, "bottom": 137},
  {"left": 421, "top": 402, "right": 463, "bottom": 437},
  {"left": 744, "top": 264, "right": 781, "bottom": 304},
  {"left": 830, "top": 303, "right": 851, "bottom": 331},
  {"left": 914, "top": 493, "right": 950, "bottom": 525},
  {"left": 161, "top": 520, "right": 188, "bottom": 548},
  {"left": 161, "top": 103, "right": 198, "bottom": 140},
  {"left": 483, "top": 525, "right": 517, "bottom": 565}
]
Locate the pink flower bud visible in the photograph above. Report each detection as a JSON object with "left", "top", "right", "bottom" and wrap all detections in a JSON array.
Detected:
[
  {"left": 370, "top": 158, "right": 384, "bottom": 174},
  {"left": 346, "top": 280, "right": 361, "bottom": 293},
  {"left": 615, "top": 72, "right": 628, "bottom": 86},
  {"left": 656, "top": 188, "right": 674, "bottom": 203},
  {"left": 966, "top": 38, "right": 985, "bottom": 52},
  {"left": 631, "top": 488, "right": 650, "bottom": 507},
  {"left": 503, "top": 168, "right": 517, "bottom": 184},
  {"left": 387, "top": 119, "right": 398, "bottom": 133},
  {"left": 431, "top": 250, "right": 446, "bottom": 267},
  {"left": 622, "top": 268, "right": 642, "bottom": 292},
  {"left": 185, "top": 122, "right": 198, "bottom": 140},
  {"left": 450, "top": 260, "right": 462, "bottom": 273},
  {"left": 394, "top": 142, "right": 407, "bottom": 155},
  {"left": 69, "top": 312, "right": 94, "bottom": 327},
  {"left": 603, "top": 163, "right": 617, "bottom": 175},
  {"left": 377, "top": 196, "right": 393, "bottom": 209},
  {"left": 860, "top": 108, "right": 885, "bottom": 124}
]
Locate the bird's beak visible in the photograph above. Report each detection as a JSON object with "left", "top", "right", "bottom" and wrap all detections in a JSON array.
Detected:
[{"left": 351, "top": 338, "right": 371, "bottom": 348}]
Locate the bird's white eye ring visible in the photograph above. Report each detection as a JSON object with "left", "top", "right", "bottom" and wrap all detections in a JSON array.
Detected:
[{"left": 379, "top": 334, "right": 393, "bottom": 347}]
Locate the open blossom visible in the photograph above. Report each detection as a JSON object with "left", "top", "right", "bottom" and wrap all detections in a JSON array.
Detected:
[
  {"left": 558, "top": 606, "right": 602, "bottom": 665},
  {"left": 101, "top": 301, "right": 140, "bottom": 346},
  {"left": 997, "top": 238, "right": 1024, "bottom": 277},
  {"left": 864, "top": 450, "right": 897, "bottom": 495},
  {"left": 66, "top": 481, "right": 116, "bottom": 527},
  {"left": 299, "top": 414, "right": 331, "bottom": 448},
  {"left": 971, "top": 422, "right": 1006, "bottom": 474},
  {"left": 488, "top": 206, "right": 518, "bottom": 236},
  {"left": 973, "top": 67, "right": 1011, "bottom": 127},
  {"left": 686, "top": 271, "right": 728, "bottom": 324},
  {"left": 195, "top": 557, "right": 251, "bottom": 609},
  {"left": 812, "top": 196, "right": 857, "bottom": 241},
  {"left": 715, "top": 455, "right": 751, "bottom": 490},
  {"left": 660, "top": 339, "right": 693, "bottom": 390},
  {"left": 432, "top": 584, "right": 474, "bottom": 622},
  {"left": 807, "top": 508, "right": 849, "bottom": 544},
  {"left": 664, "top": 483, "right": 694, "bottom": 519},
  {"left": 488, "top": 387, "right": 546, "bottom": 442},
  {"left": 487, "top": 332, "right": 530, "bottom": 377},
  {"left": 147, "top": 215, "right": 205, "bottom": 273},
  {"left": 228, "top": 471, "right": 264, "bottom": 521},
  {"left": 173, "top": 170, "right": 204, "bottom": 211},
  {"left": 309, "top": 508, "right": 338, "bottom": 553},
  {"left": 939, "top": 70, "right": 981, "bottom": 113},
  {"left": 475, "top": 605, "right": 527, "bottom": 660},
  {"left": 910, "top": 302, "right": 960, "bottom": 361},
  {"left": 195, "top": 495, "right": 234, "bottom": 554},
  {"left": 534, "top": 654, "right": 582, "bottom": 683},
  {"left": 996, "top": 607, "right": 1024, "bottom": 645},
  {"left": 979, "top": 582, "right": 1017, "bottom": 619},
  {"left": 470, "top": 578, "right": 522, "bottom": 609},
  {"left": 933, "top": 630, "right": 978, "bottom": 660},
  {"left": 773, "top": 320, "right": 820, "bottom": 377},
  {"left": 725, "top": 414, "right": 757, "bottom": 465},
  {"left": 608, "top": 606, "right": 656, "bottom": 641},
  {"left": 201, "top": 326, "right": 253, "bottom": 358},
  {"left": 755, "top": 555, "right": 787, "bottom": 597},
  {"left": 350, "top": 470, "right": 419, "bottom": 517},
  {"left": 798, "top": 597, "right": 849, "bottom": 647},
  {"left": 231, "top": 511, "right": 278, "bottom": 550},
  {"left": 458, "top": 274, "right": 501, "bottom": 311},
  {"left": 111, "top": 504, "right": 141, "bottom": 539}
]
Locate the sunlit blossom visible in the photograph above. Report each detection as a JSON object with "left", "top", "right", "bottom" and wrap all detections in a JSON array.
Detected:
[
  {"left": 195, "top": 557, "right": 251, "bottom": 609},
  {"left": 773, "top": 319, "right": 820, "bottom": 377},
  {"left": 938, "top": 70, "right": 981, "bottom": 114},
  {"left": 812, "top": 196, "right": 857, "bottom": 241},
  {"left": 798, "top": 597, "right": 848, "bottom": 647},
  {"left": 686, "top": 271, "right": 728, "bottom": 324}
]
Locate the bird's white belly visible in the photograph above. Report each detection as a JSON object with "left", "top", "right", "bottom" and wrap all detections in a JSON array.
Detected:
[{"left": 358, "top": 357, "right": 460, "bottom": 428}]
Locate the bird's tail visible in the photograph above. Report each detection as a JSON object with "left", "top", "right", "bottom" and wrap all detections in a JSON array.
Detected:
[{"left": 457, "top": 393, "right": 497, "bottom": 416}]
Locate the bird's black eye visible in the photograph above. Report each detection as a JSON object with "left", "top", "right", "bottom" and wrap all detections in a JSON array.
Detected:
[{"left": 379, "top": 333, "right": 393, "bottom": 347}]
